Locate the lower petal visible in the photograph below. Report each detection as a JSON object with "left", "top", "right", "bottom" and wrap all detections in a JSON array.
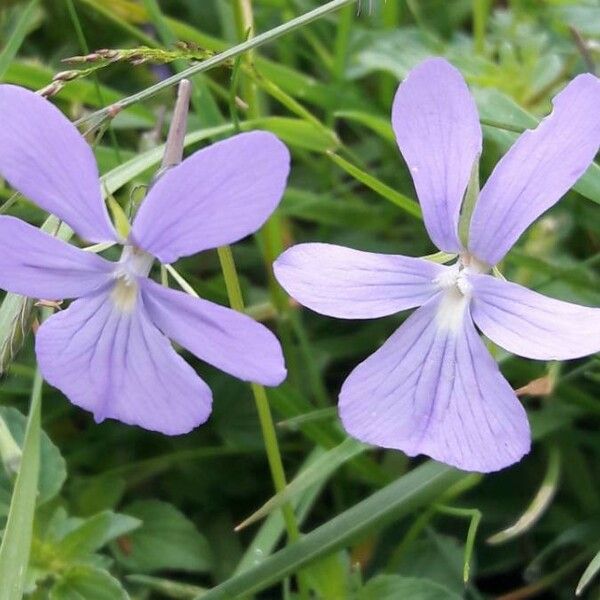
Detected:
[
  {"left": 339, "top": 297, "right": 530, "bottom": 473},
  {"left": 470, "top": 273, "right": 600, "bottom": 360},
  {"left": 35, "top": 290, "right": 212, "bottom": 434}
]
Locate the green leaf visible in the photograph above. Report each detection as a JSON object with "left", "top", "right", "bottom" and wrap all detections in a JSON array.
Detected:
[
  {"left": 55, "top": 511, "right": 141, "bottom": 562},
  {"left": 0, "top": 0, "right": 41, "bottom": 80},
  {"left": 334, "top": 110, "right": 395, "bottom": 143},
  {"left": 305, "top": 551, "right": 352, "bottom": 600},
  {"left": 0, "top": 406, "right": 67, "bottom": 509},
  {"left": 0, "top": 370, "right": 42, "bottom": 600},
  {"left": 237, "top": 438, "right": 366, "bottom": 530},
  {"left": 112, "top": 500, "right": 212, "bottom": 574},
  {"left": 50, "top": 565, "right": 129, "bottom": 600},
  {"left": 576, "top": 548, "right": 600, "bottom": 595},
  {"left": 242, "top": 117, "right": 339, "bottom": 153},
  {"left": 358, "top": 575, "right": 462, "bottom": 600},
  {"left": 197, "top": 462, "right": 466, "bottom": 599}
]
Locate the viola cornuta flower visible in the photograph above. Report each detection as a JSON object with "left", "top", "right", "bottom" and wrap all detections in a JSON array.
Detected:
[
  {"left": 0, "top": 85, "right": 289, "bottom": 434},
  {"left": 274, "top": 58, "right": 600, "bottom": 472}
]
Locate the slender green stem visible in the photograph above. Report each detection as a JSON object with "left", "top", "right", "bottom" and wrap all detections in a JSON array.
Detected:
[
  {"left": 473, "top": 0, "right": 489, "bottom": 56},
  {"left": 217, "top": 246, "right": 300, "bottom": 544},
  {"left": 233, "top": 0, "right": 303, "bottom": 393},
  {"left": 65, "top": 0, "right": 122, "bottom": 163},
  {"left": 76, "top": 0, "right": 358, "bottom": 127}
]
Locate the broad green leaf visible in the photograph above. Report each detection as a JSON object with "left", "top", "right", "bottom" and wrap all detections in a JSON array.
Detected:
[
  {"left": 0, "top": 406, "right": 66, "bottom": 509},
  {"left": 244, "top": 117, "right": 338, "bottom": 153},
  {"left": 3, "top": 62, "right": 154, "bottom": 128},
  {"left": 0, "top": 370, "right": 42, "bottom": 600},
  {"left": 50, "top": 565, "right": 129, "bottom": 600},
  {"left": 112, "top": 500, "right": 212, "bottom": 574},
  {"left": 71, "top": 473, "right": 127, "bottom": 516},
  {"left": 305, "top": 551, "right": 352, "bottom": 600},
  {"left": 197, "top": 462, "right": 466, "bottom": 599},
  {"left": 358, "top": 575, "right": 462, "bottom": 600},
  {"left": 334, "top": 110, "right": 395, "bottom": 143},
  {"left": 55, "top": 510, "right": 141, "bottom": 562},
  {"left": 392, "top": 531, "right": 466, "bottom": 595},
  {"left": 237, "top": 438, "right": 367, "bottom": 530}
]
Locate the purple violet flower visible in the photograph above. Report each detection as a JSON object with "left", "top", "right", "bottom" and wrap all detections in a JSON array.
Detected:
[
  {"left": 0, "top": 85, "right": 289, "bottom": 434},
  {"left": 274, "top": 58, "right": 600, "bottom": 473}
]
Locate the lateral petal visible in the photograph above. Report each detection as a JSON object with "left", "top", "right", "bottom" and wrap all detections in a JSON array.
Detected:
[
  {"left": 339, "top": 297, "right": 530, "bottom": 472},
  {"left": 0, "top": 85, "right": 117, "bottom": 243},
  {"left": 392, "top": 58, "right": 482, "bottom": 253},
  {"left": 35, "top": 289, "right": 212, "bottom": 434},
  {"left": 130, "top": 131, "right": 290, "bottom": 264},
  {"left": 274, "top": 243, "right": 446, "bottom": 319},
  {"left": 470, "top": 273, "right": 600, "bottom": 360},
  {"left": 141, "top": 279, "right": 286, "bottom": 387},
  {"left": 0, "top": 216, "right": 113, "bottom": 299},
  {"left": 469, "top": 74, "right": 600, "bottom": 265}
]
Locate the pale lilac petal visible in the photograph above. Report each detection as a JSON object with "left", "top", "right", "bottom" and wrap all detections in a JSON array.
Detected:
[
  {"left": 470, "top": 273, "right": 600, "bottom": 360},
  {"left": 141, "top": 279, "right": 286, "bottom": 386},
  {"left": 36, "top": 290, "right": 212, "bottom": 434},
  {"left": 0, "top": 85, "right": 117, "bottom": 243},
  {"left": 392, "top": 58, "right": 482, "bottom": 253},
  {"left": 339, "top": 296, "right": 530, "bottom": 472},
  {"left": 0, "top": 216, "right": 113, "bottom": 299},
  {"left": 273, "top": 243, "right": 446, "bottom": 319},
  {"left": 469, "top": 74, "right": 600, "bottom": 265},
  {"left": 130, "top": 131, "right": 290, "bottom": 264}
]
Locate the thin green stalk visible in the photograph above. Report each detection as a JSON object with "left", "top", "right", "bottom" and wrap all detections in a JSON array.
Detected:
[
  {"left": 217, "top": 245, "right": 300, "bottom": 545},
  {"left": 76, "top": 0, "right": 358, "bottom": 127},
  {"left": 65, "top": 0, "right": 122, "bottom": 163},
  {"left": 473, "top": 0, "right": 489, "bottom": 56},
  {"left": 0, "top": 368, "right": 43, "bottom": 600},
  {"left": 232, "top": 0, "right": 303, "bottom": 392}
]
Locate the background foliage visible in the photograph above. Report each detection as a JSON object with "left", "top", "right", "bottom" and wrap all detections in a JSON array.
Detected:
[{"left": 0, "top": 0, "right": 600, "bottom": 598}]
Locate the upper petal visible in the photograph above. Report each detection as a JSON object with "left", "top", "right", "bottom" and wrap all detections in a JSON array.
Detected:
[
  {"left": 0, "top": 85, "right": 117, "bottom": 243},
  {"left": 392, "top": 58, "right": 482, "bottom": 253},
  {"left": 470, "top": 273, "right": 600, "bottom": 360},
  {"left": 35, "top": 289, "right": 212, "bottom": 434},
  {"left": 130, "top": 131, "right": 290, "bottom": 264},
  {"left": 273, "top": 243, "right": 446, "bottom": 319},
  {"left": 339, "top": 296, "right": 530, "bottom": 473},
  {"left": 0, "top": 216, "right": 113, "bottom": 299},
  {"left": 469, "top": 74, "right": 600, "bottom": 265},
  {"left": 141, "top": 279, "right": 286, "bottom": 387}
]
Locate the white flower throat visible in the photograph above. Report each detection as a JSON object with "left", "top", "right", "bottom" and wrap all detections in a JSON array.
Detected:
[
  {"left": 434, "top": 254, "right": 487, "bottom": 332},
  {"left": 111, "top": 246, "right": 154, "bottom": 313}
]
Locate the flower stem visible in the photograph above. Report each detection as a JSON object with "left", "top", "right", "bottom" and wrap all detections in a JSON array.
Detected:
[
  {"left": 217, "top": 245, "right": 301, "bottom": 543},
  {"left": 472, "top": 0, "right": 489, "bottom": 56}
]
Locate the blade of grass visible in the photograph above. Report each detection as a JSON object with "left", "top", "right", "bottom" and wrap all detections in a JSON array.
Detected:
[
  {"left": 236, "top": 438, "right": 367, "bottom": 531},
  {"left": 77, "top": 0, "right": 359, "bottom": 127},
  {"left": 0, "top": 0, "right": 39, "bottom": 80},
  {"left": 197, "top": 462, "right": 467, "bottom": 600},
  {"left": 0, "top": 368, "right": 43, "bottom": 600}
]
